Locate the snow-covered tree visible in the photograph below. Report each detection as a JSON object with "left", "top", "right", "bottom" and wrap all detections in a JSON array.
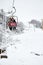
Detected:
[{"left": 41, "top": 19, "right": 43, "bottom": 29}]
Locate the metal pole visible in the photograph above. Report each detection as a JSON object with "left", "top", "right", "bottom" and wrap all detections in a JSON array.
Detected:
[{"left": 12, "top": 0, "right": 14, "bottom": 7}]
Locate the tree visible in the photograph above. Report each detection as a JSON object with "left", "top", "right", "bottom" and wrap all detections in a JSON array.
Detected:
[{"left": 41, "top": 19, "right": 43, "bottom": 29}]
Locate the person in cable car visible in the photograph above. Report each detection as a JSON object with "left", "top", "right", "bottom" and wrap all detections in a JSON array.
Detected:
[{"left": 8, "top": 17, "right": 17, "bottom": 30}]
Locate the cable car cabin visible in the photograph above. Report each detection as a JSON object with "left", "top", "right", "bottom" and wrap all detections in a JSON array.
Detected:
[{"left": 8, "top": 17, "right": 17, "bottom": 30}]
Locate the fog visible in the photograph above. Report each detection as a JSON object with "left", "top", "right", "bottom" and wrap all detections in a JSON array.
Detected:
[{"left": 0, "top": 0, "right": 43, "bottom": 22}]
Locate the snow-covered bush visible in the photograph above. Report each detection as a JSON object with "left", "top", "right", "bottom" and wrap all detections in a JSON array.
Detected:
[
  {"left": 16, "top": 22, "right": 24, "bottom": 33},
  {"left": 29, "top": 20, "right": 41, "bottom": 28},
  {"left": 41, "top": 19, "right": 43, "bottom": 29}
]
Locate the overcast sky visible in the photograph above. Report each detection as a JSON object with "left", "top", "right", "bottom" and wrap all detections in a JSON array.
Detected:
[{"left": 0, "top": 0, "right": 43, "bottom": 22}]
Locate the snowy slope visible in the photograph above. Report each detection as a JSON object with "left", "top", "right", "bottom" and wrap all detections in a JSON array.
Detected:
[{"left": 0, "top": 26, "right": 43, "bottom": 65}]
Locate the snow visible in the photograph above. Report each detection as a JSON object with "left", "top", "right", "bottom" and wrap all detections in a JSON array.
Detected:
[{"left": 0, "top": 25, "right": 43, "bottom": 65}]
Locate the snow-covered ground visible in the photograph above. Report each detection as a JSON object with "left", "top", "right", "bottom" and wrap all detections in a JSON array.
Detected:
[{"left": 0, "top": 25, "right": 43, "bottom": 65}]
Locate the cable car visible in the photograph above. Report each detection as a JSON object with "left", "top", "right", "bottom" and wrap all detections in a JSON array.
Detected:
[{"left": 8, "top": 17, "right": 17, "bottom": 30}]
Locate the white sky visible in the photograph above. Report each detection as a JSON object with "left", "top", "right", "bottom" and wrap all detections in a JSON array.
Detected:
[{"left": 0, "top": 0, "right": 43, "bottom": 22}]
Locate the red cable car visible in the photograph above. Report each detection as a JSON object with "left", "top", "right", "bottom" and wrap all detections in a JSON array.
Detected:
[
  {"left": 7, "top": 0, "right": 18, "bottom": 30},
  {"left": 8, "top": 17, "right": 17, "bottom": 30}
]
